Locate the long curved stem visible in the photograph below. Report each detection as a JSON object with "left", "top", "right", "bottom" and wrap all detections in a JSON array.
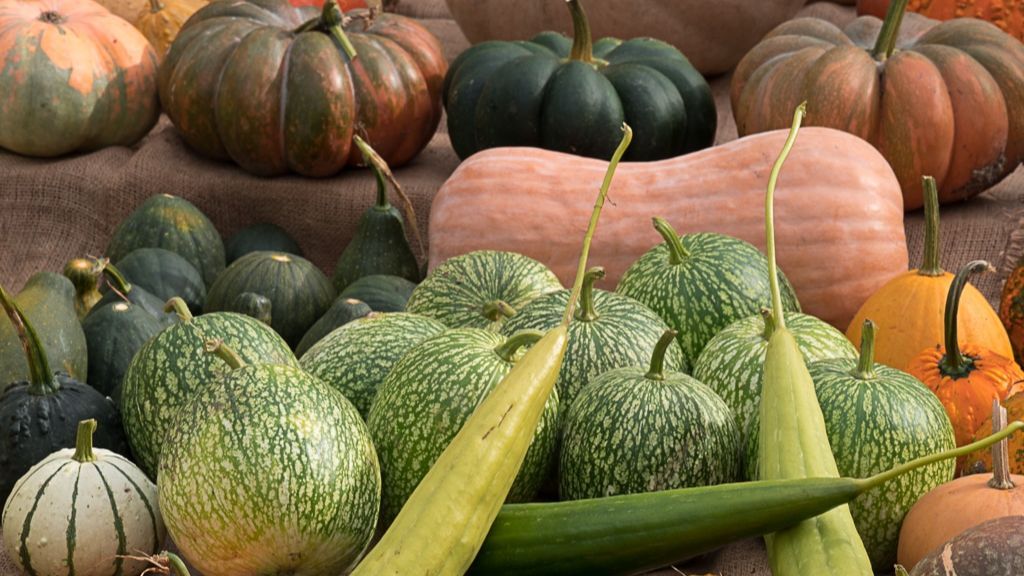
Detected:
[
  {"left": 919, "top": 176, "right": 943, "bottom": 276},
  {"left": 566, "top": 0, "right": 594, "bottom": 63},
  {"left": 164, "top": 297, "right": 194, "bottom": 324},
  {"left": 0, "top": 284, "right": 58, "bottom": 394},
  {"left": 938, "top": 261, "right": 992, "bottom": 377},
  {"left": 575, "top": 267, "right": 605, "bottom": 322},
  {"left": 102, "top": 260, "right": 134, "bottom": 298},
  {"left": 871, "top": 0, "right": 910, "bottom": 61},
  {"left": 353, "top": 135, "right": 424, "bottom": 261},
  {"left": 495, "top": 331, "right": 545, "bottom": 362},
  {"left": 645, "top": 330, "right": 678, "bottom": 381}
]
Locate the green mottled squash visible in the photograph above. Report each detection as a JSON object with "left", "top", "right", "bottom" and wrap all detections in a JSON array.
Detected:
[
  {"left": 158, "top": 341, "right": 379, "bottom": 576},
  {"left": 106, "top": 194, "right": 226, "bottom": 288},
  {"left": 0, "top": 272, "right": 87, "bottom": 383},
  {"left": 224, "top": 223, "right": 304, "bottom": 265},
  {"left": 91, "top": 261, "right": 177, "bottom": 328},
  {"left": 205, "top": 251, "right": 336, "bottom": 349},
  {"left": 227, "top": 292, "right": 273, "bottom": 325},
  {"left": 367, "top": 328, "right": 559, "bottom": 525},
  {"left": 295, "top": 298, "right": 372, "bottom": 358},
  {"left": 407, "top": 250, "right": 563, "bottom": 329},
  {"left": 119, "top": 298, "right": 298, "bottom": 478},
  {"left": 338, "top": 274, "right": 417, "bottom": 313},
  {"left": 114, "top": 248, "right": 206, "bottom": 314},
  {"left": 82, "top": 301, "right": 162, "bottom": 397},
  {"left": 63, "top": 258, "right": 104, "bottom": 320},
  {"left": 617, "top": 217, "right": 801, "bottom": 360},
  {"left": 300, "top": 312, "right": 446, "bottom": 418},
  {"left": 693, "top": 309, "right": 856, "bottom": 478}
]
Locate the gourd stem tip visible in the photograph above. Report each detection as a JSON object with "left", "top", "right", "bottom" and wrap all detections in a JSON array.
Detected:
[
  {"left": 72, "top": 419, "right": 98, "bottom": 463},
  {"left": 919, "top": 176, "right": 943, "bottom": 276},
  {"left": 645, "top": 329, "right": 678, "bottom": 381},
  {"left": 575, "top": 267, "right": 605, "bottom": 322},
  {"left": 204, "top": 339, "right": 246, "bottom": 370},
  {"left": 852, "top": 319, "right": 878, "bottom": 380},
  {"left": 164, "top": 297, "right": 194, "bottom": 323}
]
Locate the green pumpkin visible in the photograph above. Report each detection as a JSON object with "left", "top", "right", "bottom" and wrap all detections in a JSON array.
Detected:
[
  {"left": 501, "top": 266, "right": 687, "bottom": 418},
  {"left": 295, "top": 297, "right": 373, "bottom": 358},
  {"left": 82, "top": 301, "right": 163, "bottom": 397},
  {"left": 406, "top": 250, "right": 562, "bottom": 329},
  {"left": 158, "top": 343, "right": 379, "bottom": 576},
  {"left": 616, "top": 217, "right": 801, "bottom": 360},
  {"left": 91, "top": 261, "right": 177, "bottom": 328},
  {"left": 224, "top": 223, "right": 304, "bottom": 265},
  {"left": 227, "top": 292, "right": 273, "bottom": 325},
  {"left": 559, "top": 330, "right": 739, "bottom": 500},
  {"left": 338, "top": 275, "right": 417, "bottom": 313},
  {"left": 692, "top": 309, "right": 856, "bottom": 479},
  {"left": 114, "top": 248, "right": 207, "bottom": 314},
  {"left": 106, "top": 194, "right": 225, "bottom": 288},
  {"left": 300, "top": 312, "right": 446, "bottom": 418},
  {"left": 0, "top": 272, "right": 87, "bottom": 383},
  {"left": 443, "top": 0, "right": 715, "bottom": 161},
  {"left": 63, "top": 258, "right": 104, "bottom": 320},
  {"left": 205, "top": 251, "right": 336, "bottom": 349},
  {"left": 119, "top": 298, "right": 298, "bottom": 478},
  {"left": 367, "top": 328, "right": 559, "bottom": 525}
]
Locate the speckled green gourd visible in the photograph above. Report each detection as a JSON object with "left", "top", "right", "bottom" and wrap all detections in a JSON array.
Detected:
[
  {"left": 559, "top": 330, "right": 739, "bottom": 500},
  {"left": 693, "top": 310, "right": 856, "bottom": 479},
  {"left": 300, "top": 312, "right": 446, "bottom": 418},
  {"left": 616, "top": 218, "right": 800, "bottom": 360},
  {"left": 158, "top": 343, "right": 379, "bottom": 576},
  {"left": 114, "top": 248, "right": 207, "bottom": 314},
  {"left": 82, "top": 301, "right": 162, "bottom": 397},
  {"left": 338, "top": 275, "right": 417, "bottom": 313},
  {"left": 406, "top": 250, "right": 563, "bottom": 329},
  {"left": 205, "top": 251, "right": 336, "bottom": 349},
  {"left": 366, "top": 328, "right": 559, "bottom": 525},
  {"left": 295, "top": 298, "right": 373, "bottom": 358},
  {"left": 502, "top": 266, "right": 687, "bottom": 418},
  {"left": 119, "top": 298, "right": 298, "bottom": 478}
]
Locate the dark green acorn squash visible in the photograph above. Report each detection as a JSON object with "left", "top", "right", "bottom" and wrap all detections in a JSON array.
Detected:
[
  {"left": 228, "top": 292, "right": 273, "bottom": 325},
  {"left": 91, "top": 261, "right": 177, "bottom": 328},
  {"left": 63, "top": 258, "right": 104, "bottom": 320},
  {"left": 0, "top": 272, "right": 88, "bottom": 383},
  {"left": 559, "top": 330, "right": 739, "bottom": 500},
  {"left": 338, "top": 275, "right": 417, "bottom": 313},
  {"left": 205, "top": 251, "right": 336, "bottom": 349},
  {"left": 224, "top": 223, "right": 304, "bottom": 265},
  {"left": 0, "top": 285, "right": 129, "bottom": 504},
  {"left": 114, "top": 248, "right": 207, "bottom": 314},
  {"left": 443, "top": 0, "right": 715, "bottom": 161},
  {"left": 106, "top": 194, "right": 226, "bottom": 288},
  {"left": 82, "top": 301, "right": 163, "bottom": 398},
  {"left": 295, "top": 297, "right": 373, "bottom": 358},
  {"left": 616, "top": 217, "right": 801, "bottom": 360}
]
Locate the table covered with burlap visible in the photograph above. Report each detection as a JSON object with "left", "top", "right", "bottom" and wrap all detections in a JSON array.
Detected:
[{"left": 2, "top": 1, "right": 1023, "bottom": 575}]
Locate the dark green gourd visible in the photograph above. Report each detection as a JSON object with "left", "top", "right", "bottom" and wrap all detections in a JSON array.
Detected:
[
  {"left": 91, "top": 261, "right": 177, "bottom": 328},
  {"left": 114, "top": 247, "right": 207, "bottom": 314},
  {"left": 225, "top": 223, "right": 303, "bottom": 265},
  {"left": 227, "top": 292, "right": 273, "bottom": 325},
  {"left": 82, "top": 300, "right": 163, "bottom": 397},
  {"left": 333, "top": 136, "right": 421, "bottom": 292},
  {"left": 0, "top": 284, "right": 129, "bottom": 504},
  {"left": 63, "top": 257, "right": 104, "bottom": 319},
  {"left": 338, "top": 275, "right": 417, "bottom": 313},
  {"left": 296, "top": 298, "right": 373, "bottom": 358}
]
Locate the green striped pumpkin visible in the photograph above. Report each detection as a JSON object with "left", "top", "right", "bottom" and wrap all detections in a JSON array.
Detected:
[
  {"left": 501, "top": 266, "right": 688, "bottom": 418},
  {"left": 559, "top": 330, "right": 740, "bottom": 500},
  {"left": 692, "top": 309, "right": 856, "bottom": 479},
  {"left": 616, "top": 218, "right": 800, "bottom": 360},
  {"left": 407, "top": 250, "right": 563, "bottom": 329},
  {"left": 119, "top": 299, "right": 298, "bottom": 478},
  {"left": 367, "top": 328, "right": 559, "bottom": 525},
  {"left": 300, "top": 312, "right": 446, "bottom": 417},
  {"left": 2, "top": 420, "right": 164, "bottom": 576},
  {"left": 158, "top": 344, "right": 379, "bottom": 576}
]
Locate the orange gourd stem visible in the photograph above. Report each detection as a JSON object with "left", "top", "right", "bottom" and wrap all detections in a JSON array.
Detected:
[
  {"left": 567, "top": 0, "right": 594, "bottom": 63},
  {"left": 940, "top": 261, "right": 994, "bottom": 377},
  {"left": 919, "top": 177, "right": 942, "bottom": 277},
  {"left": 872, "top": 0, "right": 910, "bottom": 60}
]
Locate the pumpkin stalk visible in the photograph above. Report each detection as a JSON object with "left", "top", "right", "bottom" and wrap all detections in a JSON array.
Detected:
[
  {"left": 204, "top": 339, "right": 247, "bottom": 370},
  {"left": 164, "top": 297, "right": 194, "bottom": 324},
  {"left": 148, "top": 0, "right": 166, "bottom": 12},
  {"left": 72, "top": 419, "right": 98, "bottom": 463},
  {"left": 760, "top": 308, "right": 776, "bottom": 341},
  {"left": 321, "top": 1, "right": 358, "bottom": 60},
  {"left": 852, "top": 319, "right": 879, "bottom": 380},
  {"left": 871, "top": 0, "right": 910, "bottom": 61},
  {"left": 919, "top": 176, "right": 943, "bottom": 277},
  {"left": 483, "top": 300, "right": 517, "bottom": 322},
  {"left": 938, "top": 260, "right": 993, "bottom": 377},
  {"left": 652, "top": 217, "right": 690, "bottom": 266},
  {"left": 101, "top": 260, "right": 134, "bottom": 300},
  {"left": 566, "top": 0, "right": 595, "bottom": 64},
  {"left": 353, "top": 134, "right": 426, "bottom": 262},
  {"left": 495, "top": 331, "right": 546, "bottom": 362},
  {"left": 0, "top": 284, "right": 59, "bottom": 395},
  {"left": 645, "top": 329, "right": 678, "bottom": 381},
  {"left": 988, "top": 399, "right": 1015, "bottom": 489},
  {"left": 575, "top": 267, "right": 605, "bottom": 322}
]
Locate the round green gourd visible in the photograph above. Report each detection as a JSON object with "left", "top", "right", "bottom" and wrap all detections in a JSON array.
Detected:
[
  {"left": 616, "top": 217, "right": 801, "bottom": 360},
  {"left": 407, "top": 250, "right": 563, "bottom": 329},
  {"left": 559, "top": 330, "right": 740, "bottom": 500},
  {"left": 106, "top": 194, "right": 225, "bottom": 288},
  {"left": 119, "top": 299, "right": 298, "bottom": 478},
  {"left": 205, "top": 251, "right": 336, "bottom": 349},
  {"left": 91, "top": 261, "right": 177, "bottom": 328},
  {"left": 338, "top": 274, "right": 417, "bottom": 313},
  {"left": 693, "top": 309, "right": 856, "bottom": 479},
  {"left": 81, "top": 301, "right": 162, "bottom": 397},
  {"left": 158, "top": 343, "right": 379, "bottom": 576},
  {"left": 367, "top": 328, "right": 559, "bottom": 525},
  {"left": 501, "top": 266, "right": 687, "bottom": 417},
  {"left": 300, "top": 312, "right": 446, "bottom": 418},
  {"left": 295, "top": 297, "right": 373, "bottom": 358},
  {"left": 113, "top": 247, "right": 207, "bottom": 314},
  {"left": 224, "top": 223, "right": 303, "bottom": 265}
]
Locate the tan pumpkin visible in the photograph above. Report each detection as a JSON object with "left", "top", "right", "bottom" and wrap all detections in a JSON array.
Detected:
[
  {"left": 428, "top": 127, "right": 908, "bottom": 329},
  {"left": 135, "top": 0, "right": 207, "bottom": 60},
  {"left": 93, "top": 0, "right": 146, "bottom": 21}
]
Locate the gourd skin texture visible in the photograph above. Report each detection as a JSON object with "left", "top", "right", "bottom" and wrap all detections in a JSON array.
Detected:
[
  {"left": 82, "top": 302, "right": 163, "bottom": 397},
  {"left": 906, "top": 516, "right": 1024, "bottom": 576},
  {"left": 158, "top": 363, "right": 380, "bottom": 576},
  {"left": 114, "top": 247, "right": 207, "bottom": 315},
  {"left": 0, "top": 273, "right": 87, "bottom": 383},
  {"left": 338, "top": 275, "right": 417, "bottom": 313},
  {"left": 295, "top": 297, "right": 373, "bottom": 358}
]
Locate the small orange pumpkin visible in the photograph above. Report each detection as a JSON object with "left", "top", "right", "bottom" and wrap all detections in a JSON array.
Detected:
[
  {"left": 134, "top": 0, "right": 207, "bottom": 61},
  {"left": 907, "top": 260, "right": 1024, "bottom": 450}
]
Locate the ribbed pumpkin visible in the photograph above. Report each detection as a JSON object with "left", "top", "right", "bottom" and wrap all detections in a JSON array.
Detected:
[
  {"left": 119, "top": 298, "right": 298, "bottom": 478},
  {"left": 559, "top": 330, "right": 739, "bottom": 500},
  {"left": 295, "top": 297, "right": 372, "bottom": 358},
  {"left": 366, "top": 329, "right": 559, "bottom": 525},
  {"left": 114, "top": 248, "right": 206, "bottom": 315},
  {"left": 82, "top": 300, "right": 162, "bottom": 397},
  {"left": 849, "top": 178, "right": 1012, "bottom": 370},
  {"left": 0, "top": 0, "right": 160, "bottom": 157},
  {"left": 0, "top": 272, "right": 87, "bottom": 383},
  {"left": 731, "top": 0, "right": 1024, "bottom": 209},
  {"left": 406, "top": 250, "right": 563, "bottom": 329},
  {"left": 906, "top": 261, "right": 1024, "bottom": 452},
  {"left": 225, "top": 223, "right": 304, "bottom": 265},
  {"left": 858, "top": 0, "right": 1024, "bottom": 40},
  {"left": 299, "top": 312, "right": 446, "bottom": 417},
  {"left": 693, "top": 309, "right": 856, "bottom": 478},
  {"left": 63, "top": 258, "right": 104, "bottom": 320},
  {"left": 616, "top": 217, "right": 801, "bottom": 361},
  {"left": 135, "top": 0, "right": 206, "bottom": 61},
  {"left": 205, "top": 251, "right": 336, "bottom": 349},
  {"left": 2, "top": 420, "right": 164, "bottom": 576},
  {"left": 159, "top": 0, "right": 447, "bottom": 177}
]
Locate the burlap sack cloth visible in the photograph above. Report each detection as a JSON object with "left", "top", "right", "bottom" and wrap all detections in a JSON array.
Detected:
[{"left": 1, "top": 2, "right": 1022, "bottom": 575}]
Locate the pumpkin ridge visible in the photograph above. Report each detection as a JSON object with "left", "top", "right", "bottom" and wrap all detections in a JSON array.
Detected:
[
  {"left": 93, "top": 465, "right": 128, "bottom": 576},
  {"left": 64, "top": 466, "right": 81, "bottom": 576},
  {"left": 105, "top": 458, "right": 161, "bottom": 553},
  {"left": 18, "top": 461, "right": 73, "bottom": 576}
]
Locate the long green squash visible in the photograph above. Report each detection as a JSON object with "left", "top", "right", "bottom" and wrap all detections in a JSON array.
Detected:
[
  {"left": 759, "top": 104, "right": 872, "bottom": 573},
  {"left": 351, "top": 125, "right": 633, "bottom": 574}
]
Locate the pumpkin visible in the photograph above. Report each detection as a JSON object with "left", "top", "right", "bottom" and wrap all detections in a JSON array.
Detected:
[
  {"left": 427, "top": 127, "right": 908, "bottom": 330},
  {"left": 90, "top": 260, "right": 177, "bottom": 328},
  {"left": 731, "top": 0, "right": 1024, "bottom": 209},
  {"left": 897, "top": 401, "right": 1024, "bottom": 570},
  {"left": 159, "top": 0, "right": 447, "bottom": 177},
  {"left": 966, "top": 389, "right": 1024, "bottom": 474},
  {"left": 2, "top": 420, "right": 164, "bottom": 576},
  {"left": 906, "top": 516, "right": 1024, "bottom": 576},
  {"left": 338, "top": 274, "right": 417, "bottom": 313},
  {"left": 858, "top": 0, "right": 1024, "bottom": 40},
  {"left": 443, "top": 0, "right": 715, "bottom": 162},
  {"left": 848, "top": 177, "right": 1012, "bottom": 371},
  {"left": 113, "top": 247, "right": 207, "bottom": 315},
  {"left": 224, "top": 223, "right": 304, "bottom": 265},
  {"left": 295, "top": 297, "right": 372, "bottom": 357},
  {"left": 63, "top": 258, "right": 104, "bottom": 320},
  {"left": 444, "top": 0, "right": 807, "bottom": 75},
  {"left": 0, "top": 0, "right": 160, "bottom": 157},
  {"left": 134, "top": 0, "right": 206, "bottom": 61},
  {"left": 82, "top": 300, "right": 162, "bottom": 397},
  {"left": 906, "top": 261, "right": 1024, "bottom": 453}
]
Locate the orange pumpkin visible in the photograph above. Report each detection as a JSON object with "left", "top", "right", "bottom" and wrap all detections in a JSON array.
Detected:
[
  {"left": 858, "top": 0, "right": 1024, "bottom": 40},
  {"left": 999, "top": 261, "right": 1024, "bottom": 365},
  {"left": 847, "top": 177, "right": 1012, "bottom": 371},
  {"left": 135, "top": 0, "right": 207, "bottom": 61},
  {"left": 907, "top": 261, "right": 1024, "bottom": 451},
  {"left": 966, "top": 390, "right": 1024, "bottom": 475}
]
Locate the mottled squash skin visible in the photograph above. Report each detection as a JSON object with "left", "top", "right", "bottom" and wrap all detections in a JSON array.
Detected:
[{"left": 907, "top": 516, "right": 1024, "bottom": 575}]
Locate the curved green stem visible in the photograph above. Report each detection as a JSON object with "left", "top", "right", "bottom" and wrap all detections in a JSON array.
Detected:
[
  {"left": 322, "top": 0, "right": 358, "bottom": 60},
  {"left": 72, "top": 419, "right": 98, "bottom": 463},
  {"left": 352, "top": 134, "right": 424, "bottom": 261},
  {"left": 760, "top": 308, "right": 776, "bottom": 341},
  {"left": 652, "top": 217, "right": 689, "bottom": 266},
  {"left": 164, "top": 297, "right": 194, "bottom": 324},
  {"left": 483, "top": 300, "right": 517, "bottom": 323},
  {"left": 764, "top": 103, "right": 807, "bottom": 333},
  {"left": 164, "top": 552, "right": 191, "bottom": 576},
  {"left": 353, "top": 135, "right": 391, "bottom": 209},
  {"left": 645, "top": 329, "right": 678, "bottom": 381},
  {"left": 851, "top": 320, "right": 878, "bottom": 380},
  {"left": 919, "top": 176, "right": 943, "bottom": 277},
  {"left": 495, "top": 331, "right": 545, "bottom": 362},
  {"left": 0, "top": 284, "right": 58, "bottom": 394},
  {"left": 204, "top": 339, "right": 246, "bottom": 370},
  {"left": 575, "top": 267, "right": 605, "bottom": 322},
  {"left": 871, "top": 0, "right": 909, "bottom": 61},
  {"left": 101, "top": 261, "right": 133, "bottom": 297},
  {"left": 562, "top": 124, "right": 632, "bottom": 326},
  {"left": 938, "top": 260, "right": 992, "bottom": 377},
  {"left": 566, "top": 0, "right": 594, "bottom": 63}
]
